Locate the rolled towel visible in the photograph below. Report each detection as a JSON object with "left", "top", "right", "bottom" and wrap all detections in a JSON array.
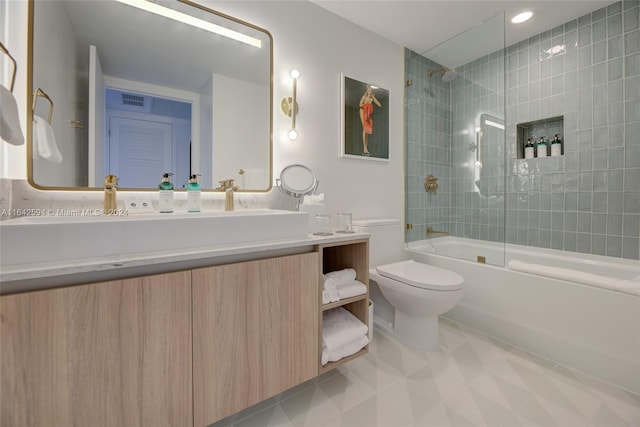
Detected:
[
  {"left": 323, "top": 277, "right": 338, "bottom": 291},
  {"left": 0, "top": 84, "right": 24, "bottom": 145},
  {"left": 33, "top": 114, "right": 62, "bottom": 163},
  {"left": 337, "top": 280, "right": 367, "bottom": 300},
  {"left": 322, "top": 334, "right": 369, "bottom": 365},
  {"left": 322, "top": 289, "right": 340, "bottom": 305},
  {"left": 324, "top": 268, "right": 357, "bottom": 286},
  {"left": 611, "top": 279, "right": 640, "bottom": 297},
  {"left": 508, "top": 260, "right": 640, "bottom": 296},
  {"left": 322, "top": 307, "right": 368, "bottom": 352}
]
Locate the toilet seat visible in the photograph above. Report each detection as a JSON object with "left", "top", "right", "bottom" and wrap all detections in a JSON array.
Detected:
[{"left": 376, "top": 260, "right": 463, "bottom": 291}]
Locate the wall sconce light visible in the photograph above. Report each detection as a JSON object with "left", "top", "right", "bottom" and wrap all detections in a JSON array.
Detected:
[{"left": 281, "top": 69, "right": 300, "bottom": 140}]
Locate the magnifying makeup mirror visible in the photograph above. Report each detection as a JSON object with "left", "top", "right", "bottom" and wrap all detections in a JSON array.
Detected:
[{"left": 276, "top": 164, "right": 319, "bottom": 210}]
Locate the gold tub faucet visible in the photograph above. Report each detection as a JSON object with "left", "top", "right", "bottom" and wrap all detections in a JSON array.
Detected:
[{"left": 427, "top": 227, "right": 449, "bottom": 237}]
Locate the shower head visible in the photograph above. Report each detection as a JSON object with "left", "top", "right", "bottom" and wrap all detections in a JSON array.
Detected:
[{"left": 427, "top": 66, "right": 458, "bottom": 82}]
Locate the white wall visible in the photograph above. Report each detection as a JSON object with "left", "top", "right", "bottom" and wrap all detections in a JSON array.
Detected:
[
  {"left": 1, "top": 0, "right": 27, "bottom": 180},
  {"left": 32, "top": 0, "right": 87, "bottom": 187},
  {"left": 3, "top": 0, "right": 406, "bottom": 252},
  {"left": 208, "top": 1, "right": 405, "bottom": 221},
  {"left": 212, "top": 73, "right": 270, "bottom": 189}
]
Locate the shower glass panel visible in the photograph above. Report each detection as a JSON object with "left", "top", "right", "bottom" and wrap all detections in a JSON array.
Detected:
[{"left": 405, "top": 13, "right": 506, "bottom": 266}]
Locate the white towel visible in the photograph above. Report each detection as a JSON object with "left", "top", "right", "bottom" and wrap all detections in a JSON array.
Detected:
[
  {"left": 322, "top": 334, "right": 369, "bottom": 365},
  {"left": 0, "top": 84, "right": 24, "bottom": 145},
  {"left": 323, "top": 277, "right": 338, "bottom": 291},
  {"left": 322, "top": 307, "right": 368, "bottom": 352},
  {"left": 337, "top": 280, "right": 367, "bottom": 300},
  {"left": 508, "top": 260, "right": 640, "bottom": 297},
  {"left": 324, "top": 268, "right": 357, "bottom": 286},
  {"left": 33, "top": 114, "right": 62, "bottom": 163},
  {"left": 322, "top": 289, "right": 340, "bottom": 305}
]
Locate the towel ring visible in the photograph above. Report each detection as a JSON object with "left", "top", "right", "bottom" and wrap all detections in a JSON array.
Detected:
[
  {"left": 32, "top": 88, "right": 54, "bottom": 124},
  {"left": 0, "top": 42, "right": 17, "bottom": 93}
]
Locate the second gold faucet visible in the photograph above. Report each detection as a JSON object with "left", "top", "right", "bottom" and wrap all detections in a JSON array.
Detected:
[{"left": 219, "top": 179, "right": 239, "bottom": 211}]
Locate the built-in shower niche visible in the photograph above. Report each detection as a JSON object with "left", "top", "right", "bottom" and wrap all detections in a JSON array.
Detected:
[{"left": 516, "top": 116, "right": 564, "bottom": 159}]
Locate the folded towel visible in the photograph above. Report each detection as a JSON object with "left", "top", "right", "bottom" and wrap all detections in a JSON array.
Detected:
[
  {"left": 324, "top": 268, "right": 357, "bottom": 286},
  {"left": 337, "top": 280, "right": 367, "bottom": 300},
  {"left": 323, "top": 277, "right": 338, "bottom": 291},
  {"left": 322, "top": 307, "right": 368, "bottom": 352},
  {"left": 33, "top": 114, "right": 62, "bottom": 163},
  {"left": 322, "top": 289, "right": 340, "bottom": 305},
  {"left": 0, "top": 84, "right": 24, "bottom": 145},
  {"left": 322, "top": 334, "right": 369, "bottom": 365},
  {"left": 508, "top": 260, "right": 640, "bottom": 297}
]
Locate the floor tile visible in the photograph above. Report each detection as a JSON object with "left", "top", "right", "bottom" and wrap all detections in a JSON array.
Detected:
[{"left": 209, "top": 320, "right": 639, "bottom": 427}]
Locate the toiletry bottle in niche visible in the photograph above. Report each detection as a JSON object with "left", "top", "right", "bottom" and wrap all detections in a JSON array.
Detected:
[
  {"left": 551, "top": 134, "right": 562, "bottom": 157},
  {"left": 186, "top": 174, "right": 202, "bottom": 212},
  {"left": 537, "top": 137, "right": 548, "bottom": 158},
  {"left": 158, "top": 173, "right": 174, "bottom": 213},
  {"left": 524, "top": 139, "right": 535, "bottom": 159}
]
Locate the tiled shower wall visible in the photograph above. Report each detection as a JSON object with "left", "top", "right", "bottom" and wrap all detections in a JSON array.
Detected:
[
  {"left": 406, "top": 0, "right": 640, "bottom": 259},
  {"left": 503, "top": 0, "right": 639, "bottom": 259}
]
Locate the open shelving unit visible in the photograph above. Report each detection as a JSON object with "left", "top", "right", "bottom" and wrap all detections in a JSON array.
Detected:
[{"left": 317, "top": 238, "right": 369, "bottom": 373}]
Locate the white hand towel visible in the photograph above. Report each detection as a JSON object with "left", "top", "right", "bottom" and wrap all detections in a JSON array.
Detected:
[
  {"left": 337, "top": 280, "right": 367, "bottom": 300},
  {"left": 322, "top": 334, "right": 369, "bottom": 365},
  {"left": 33, "top": 114, "right": 62, "bottom": 163},
  {"left": 323, "top": 277, "right": 338, "bottom": 291},
  {"left": 508, "top": 260, "right": 640, "bottom": 296},
  {"left": 324, "top": 268, "right": 357, "bottom": 286},
  {"left": 322, "top": 289, "right": 340, "bottom": 305},
  {"left": 322, "top": 307, "right": 368, "bottom": 351},
  {"left": 0, "top": 84, "right": 24, "bottom": 145}
]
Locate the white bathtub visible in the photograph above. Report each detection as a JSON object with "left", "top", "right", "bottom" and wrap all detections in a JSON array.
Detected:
[{"left": 407, "top": 237, "right": 640, "bottom": 394}]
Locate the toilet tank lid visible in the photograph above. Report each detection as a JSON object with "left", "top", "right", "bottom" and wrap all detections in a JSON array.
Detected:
[
  {"left": 376, "top": 260, "right": 464, "bottom": 290},
  {"left": 352, "top": 218, "right": 400, "bottom": 227}
]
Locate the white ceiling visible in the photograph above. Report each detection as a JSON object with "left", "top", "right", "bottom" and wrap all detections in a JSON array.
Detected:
[{"left": 312, "top": 1, "right": 616, "bottom": 68}]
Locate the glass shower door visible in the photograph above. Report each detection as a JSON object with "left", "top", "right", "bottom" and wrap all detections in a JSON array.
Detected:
[{"left": 404, "top": 13, "right": 506, "bottom": 266}]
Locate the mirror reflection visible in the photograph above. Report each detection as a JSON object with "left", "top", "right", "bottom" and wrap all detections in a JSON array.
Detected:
[{"left": 29, "top": 0, "right": 272, "bottom": 191}]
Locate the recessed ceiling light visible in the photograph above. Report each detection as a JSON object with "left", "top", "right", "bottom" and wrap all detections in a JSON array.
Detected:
[{"left": 511, "top": 11, "right": 533, "bottom": 24}]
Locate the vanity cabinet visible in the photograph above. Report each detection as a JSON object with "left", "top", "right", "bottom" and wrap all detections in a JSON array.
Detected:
[
  {"left": 1, "top": 237, "right": 368, "bottom": 426},
  {"left": 318, "top": 239, "right": 370, "bottom": 372},
  {"left": 0, "top": 271, "right": 193, "bottom": 427},
  {"left": 192, "top": 253, "right": 319, "bottom": 426}
]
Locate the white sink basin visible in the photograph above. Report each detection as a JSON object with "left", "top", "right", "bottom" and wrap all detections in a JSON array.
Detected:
[{"left": 0, "top": 209, "right": 309, "bottom": 267}]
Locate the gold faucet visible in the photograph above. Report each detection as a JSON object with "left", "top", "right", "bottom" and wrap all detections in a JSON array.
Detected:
[
  {"left": 220, "top": 179, "right": 239, "bottom": 211},
  {"left": 104, "top": 174, "right": 118, "bottom": 215},
  {"left": 427, "top": 227, "right": 449, "bottom": 237}
]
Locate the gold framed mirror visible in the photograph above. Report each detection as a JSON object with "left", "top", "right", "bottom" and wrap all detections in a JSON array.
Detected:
[{"left": 28, "top": 0, "right": 272, "bottom": 192}]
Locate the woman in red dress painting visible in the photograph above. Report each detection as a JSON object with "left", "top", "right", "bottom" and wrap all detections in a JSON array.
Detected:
[{"left": 359, "top": 85, "right": 381, "bottom": 155}]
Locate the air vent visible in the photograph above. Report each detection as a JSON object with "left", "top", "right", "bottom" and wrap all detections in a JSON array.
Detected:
[{"left": 122, "top": 93, "right": 145, "bottom": 107}]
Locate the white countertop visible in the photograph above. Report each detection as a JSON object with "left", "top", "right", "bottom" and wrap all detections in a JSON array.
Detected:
[{"left": 0, "top": 231, "right": 369, "bottom": 294}]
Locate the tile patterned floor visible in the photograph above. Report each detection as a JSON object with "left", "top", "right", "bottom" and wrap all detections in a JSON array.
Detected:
[{"left": 211, "top": 318, "right": 640, "bottom": 427}]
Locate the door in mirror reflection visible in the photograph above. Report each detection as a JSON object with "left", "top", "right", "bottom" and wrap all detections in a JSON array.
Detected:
[{"left": 103, "top": 88, "right": 192, "bottom": 188}]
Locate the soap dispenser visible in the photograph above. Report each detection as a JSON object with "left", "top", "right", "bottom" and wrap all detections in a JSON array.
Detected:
[
  {"left": 551, "top": 134, "right": 562, "bottom": 157},
  {"left": 186, "top": 174, "right": 202, "bottom": 212},
  {"left": 158, "top": 173, "right": 174, "bottom": 213}
]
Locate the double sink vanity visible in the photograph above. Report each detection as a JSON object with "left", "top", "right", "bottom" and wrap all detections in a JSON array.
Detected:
[{"left": 0, "top": 209, "right": 370, "bottom": 426}]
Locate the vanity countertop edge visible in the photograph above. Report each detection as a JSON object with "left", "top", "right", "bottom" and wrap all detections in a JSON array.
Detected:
[{"left": 0, "top": 232, "right": 370, "bottom": 294}]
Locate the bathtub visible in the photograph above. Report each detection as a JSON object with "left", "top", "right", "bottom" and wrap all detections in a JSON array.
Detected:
[{"left": 407, "top": 237, "right": 640, "bottom": 394}]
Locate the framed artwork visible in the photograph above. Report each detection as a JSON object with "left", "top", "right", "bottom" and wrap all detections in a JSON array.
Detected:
[{"left": 340, "top": 74, "right": 389, "bottom": 162}]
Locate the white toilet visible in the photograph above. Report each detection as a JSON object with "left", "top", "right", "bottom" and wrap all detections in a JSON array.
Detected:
[{"left": 352, "top": 219, "right": 464, "bottom": 350}]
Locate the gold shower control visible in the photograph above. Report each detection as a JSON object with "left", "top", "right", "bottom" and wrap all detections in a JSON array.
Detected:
[{"left": 425, "top": 175, "right": 438, "bottom": 193}]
